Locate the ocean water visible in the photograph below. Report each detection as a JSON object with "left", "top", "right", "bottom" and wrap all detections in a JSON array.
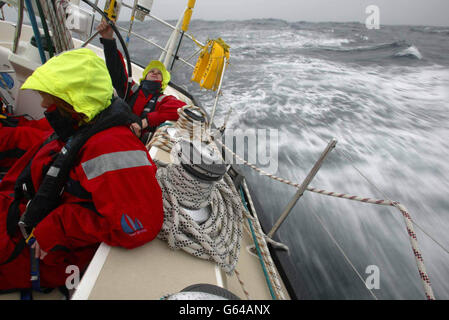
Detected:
[{"left": 115, "top": 19, "right": 449, "bottom": 299}]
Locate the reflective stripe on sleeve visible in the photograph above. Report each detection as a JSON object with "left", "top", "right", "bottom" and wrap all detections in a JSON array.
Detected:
[
  {"left": 82, "top": 150, "right": 152, "bottom": 180},
  {"left": 131, "top": 83, "right": 140, "bottom": 93}
]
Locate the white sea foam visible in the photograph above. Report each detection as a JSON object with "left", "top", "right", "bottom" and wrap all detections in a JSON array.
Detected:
[{"left": 394, "top": 45, "right": 423, "bottom": 59}]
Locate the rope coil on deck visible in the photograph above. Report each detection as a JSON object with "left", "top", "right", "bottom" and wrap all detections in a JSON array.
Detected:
[
  {"left": 151, "top": 107, "right": 244, "bottom": 273},
  {"left": 146, "top": 105, "right": 209, "bottom": 153},
  {"left": 156, "top": 163, "right": 244, "bottom": 274},
  {"left": 149, "top": 106, "right": 290, "bottom": 298},
  {"left": 148, "top": 105, "right": 290, "bottom": 298}
]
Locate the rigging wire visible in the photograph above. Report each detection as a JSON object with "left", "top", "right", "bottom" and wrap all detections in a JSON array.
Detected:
[{"left": 311, "top": 208, "right": 379, "bottom": 300}]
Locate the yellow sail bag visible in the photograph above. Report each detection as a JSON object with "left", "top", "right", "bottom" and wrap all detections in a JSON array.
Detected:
[{"left": 191, "top": 38, "right": 230, "bottom": 91}]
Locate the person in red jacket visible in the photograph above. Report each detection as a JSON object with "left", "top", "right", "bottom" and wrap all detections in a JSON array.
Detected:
[
  {"left": 97, "top": 19, "right": 186, "bottom": 139},
  {"left": 0, "top": 123, "right": 44, "bottom": 177},
  {"left": 0, "top": 111, "right": 52, "bottom": 177},
  {"left": 0, "top": 48, "right": 164, "bottom": 295}
]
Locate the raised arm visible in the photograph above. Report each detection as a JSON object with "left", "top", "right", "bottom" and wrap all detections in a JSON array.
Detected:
[{"left": 97, "top": 20, "right": 135, "bottom": 99}]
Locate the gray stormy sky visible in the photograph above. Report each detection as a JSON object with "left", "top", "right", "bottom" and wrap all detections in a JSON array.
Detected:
[
  {"left": 2, "top": 0, "right": 448, "bottom": 26},
  {"left": 149, "top": 0, "right": 449, "bottom": 26}
]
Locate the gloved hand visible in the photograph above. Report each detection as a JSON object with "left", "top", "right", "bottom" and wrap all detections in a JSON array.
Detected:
[
  {"left": 97, "top": 19, "right": 114, "bottom": 40},
  {"left": 31, "top": 241, "right": 48, "bottom": 260}
]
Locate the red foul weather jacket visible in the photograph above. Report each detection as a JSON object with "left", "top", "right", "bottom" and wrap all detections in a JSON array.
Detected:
[
  {"left": 100, "top": 38, "right": 186, "bottom": 129},
  {"left": 0, "top": 124, "right": 164, "bottom": 291},
  {"left": 0, "top": 116, "right": 52, "bottom": 174}
]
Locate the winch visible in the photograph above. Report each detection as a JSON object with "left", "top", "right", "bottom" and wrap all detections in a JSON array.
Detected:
[{"left": 176, "top": 139, "right": 227, "bottom": 182}]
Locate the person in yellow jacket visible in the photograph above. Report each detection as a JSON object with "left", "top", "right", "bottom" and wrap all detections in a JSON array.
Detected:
[
  {"left": 97, "top": 19, "right": 186, "bottom": 140},
  {"left": 0, "top": 48, "right": 163, "bottom": 295}
]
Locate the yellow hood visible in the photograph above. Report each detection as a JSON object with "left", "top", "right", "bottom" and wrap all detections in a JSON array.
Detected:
[
  {"left": 21, "top": 48, "right": 113, "bottom": 122},
  {"left": 139, "top": 60, "right": 171, "bottom": 91}
]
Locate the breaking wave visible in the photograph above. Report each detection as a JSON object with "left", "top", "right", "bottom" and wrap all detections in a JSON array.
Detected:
[
  {"left": 394, "top": 45, "right": 423, "bottom": 59},
  {"left": 319, "top": 40, "right": 409, "bottom": 53}
]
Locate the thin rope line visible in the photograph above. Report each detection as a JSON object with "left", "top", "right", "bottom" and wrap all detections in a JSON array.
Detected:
[
  {"left": 411, "top": 223, "right": 449, "bottom": 255},
  {"left": 310, "top": 209, "right": 379, "bottom": 300}
]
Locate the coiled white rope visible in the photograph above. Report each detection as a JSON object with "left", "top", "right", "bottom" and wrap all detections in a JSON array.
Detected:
[
  {"left": 147, "top": 105, "right": 209, "bottom": 153},
  {"left": 149, "top": 106, "right": 288, "bottom": 298},
  {"left": 156, "top": 162, "right": 244, "bottom": 274}
]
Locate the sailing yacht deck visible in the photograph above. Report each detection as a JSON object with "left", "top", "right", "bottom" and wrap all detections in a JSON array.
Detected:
[{"left": 0, "top": 9, "right": 290, "bottom": 300}]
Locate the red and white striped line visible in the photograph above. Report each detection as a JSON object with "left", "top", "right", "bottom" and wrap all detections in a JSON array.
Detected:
[{"left": 307, "top": 187, "right": 435, "bottom": 300}]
